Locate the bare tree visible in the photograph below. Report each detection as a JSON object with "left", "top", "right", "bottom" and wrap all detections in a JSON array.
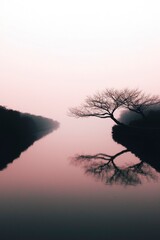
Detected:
[{"left": 69, "top": 89, "right": 160, "bottom": 126}]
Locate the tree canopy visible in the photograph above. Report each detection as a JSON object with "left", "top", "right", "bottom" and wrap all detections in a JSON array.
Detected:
[{"left": 69, "top": 88, "right": 160, "bottom": 126}]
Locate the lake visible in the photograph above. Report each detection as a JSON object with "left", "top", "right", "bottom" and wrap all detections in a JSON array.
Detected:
[{"left": 1, "top": 1, "right": 160, "bottom": 239}]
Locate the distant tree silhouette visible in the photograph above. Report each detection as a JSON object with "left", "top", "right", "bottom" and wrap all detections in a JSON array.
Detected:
[{"left": 69, "top": 89, "right": 160, "bottom": 126}]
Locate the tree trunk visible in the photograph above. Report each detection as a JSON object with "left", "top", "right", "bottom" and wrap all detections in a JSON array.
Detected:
[{"left": 110, "top": 115, "right": 126, "bottom": 126}]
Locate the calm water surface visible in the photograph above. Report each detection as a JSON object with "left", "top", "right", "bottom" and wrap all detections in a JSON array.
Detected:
[{"left": 0, "top": 110, "right": 160, "bottom": 240}]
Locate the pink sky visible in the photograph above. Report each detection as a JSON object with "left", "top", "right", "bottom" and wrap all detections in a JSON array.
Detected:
[{"left": 0, "top": 0, "right": 160, "bottom": 117}]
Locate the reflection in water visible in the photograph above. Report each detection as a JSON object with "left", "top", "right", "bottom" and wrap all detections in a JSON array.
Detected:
[
  {"left": 74, "top": 150, "right": 157, "bottom": 186},
  {"left": 73, "top": 124, "right": 160, "bottom": 186},
  {"left": 0, "top": 106, "right": 59, "bottom": 170}
]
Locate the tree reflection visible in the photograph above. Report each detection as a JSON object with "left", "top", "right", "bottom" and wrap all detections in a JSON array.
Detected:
[
  {"left": 73, "top": 121, "right": 160, "bottom": 186},
  {"left": 75, "top": 150, "right": 157, "bottom": 186}
]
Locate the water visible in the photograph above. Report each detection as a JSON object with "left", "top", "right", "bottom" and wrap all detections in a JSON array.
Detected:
[
  {"left": 1, "top": 1, "right": 160, "bottom": 239},
  {"left": 0, "top": 105, "right": 160, "bottom": 240}
]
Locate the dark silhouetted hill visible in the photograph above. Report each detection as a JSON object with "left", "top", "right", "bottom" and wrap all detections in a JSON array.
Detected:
[{"left": 0, "top": 106, "right": 59, "bottom": 170}]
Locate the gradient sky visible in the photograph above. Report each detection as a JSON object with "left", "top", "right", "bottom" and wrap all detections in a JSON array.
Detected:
[{"left": 1, "top": 0, "right": 160, "bottom": 119}]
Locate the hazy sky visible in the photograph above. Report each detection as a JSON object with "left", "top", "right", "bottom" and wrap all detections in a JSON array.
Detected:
[{"left": 0, "top": 0, "right": 160, "bottom": 116}]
